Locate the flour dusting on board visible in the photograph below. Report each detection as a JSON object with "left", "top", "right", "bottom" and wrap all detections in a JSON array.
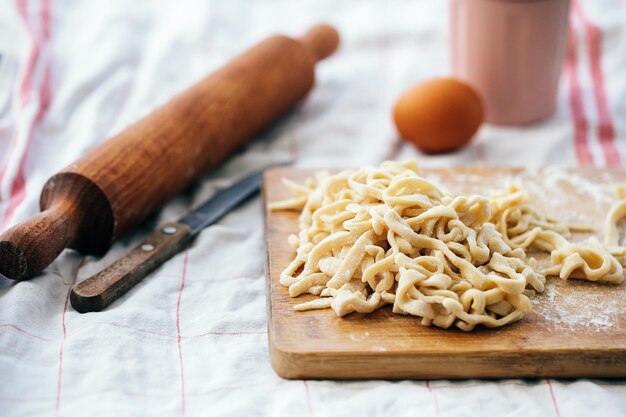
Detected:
[
  {"left": 267, "top": 167, "right": 626, "bottom": 379},
  {"left": 531, "top": 284, "right": 621, "bottom": 332},
  {"left": 441, "top": 167, "right": 625, "bottom": 331},
  {"left": 523, "top": 167, "right": 615, "bottom": 227},
  {"left": 524, "top": 168, "right": 623, "bottom": 331},
  {"left": 541, "top": 166, "right": 615, "bottom": 206}
]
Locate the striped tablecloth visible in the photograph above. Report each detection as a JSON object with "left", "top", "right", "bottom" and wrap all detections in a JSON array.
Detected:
[{"left": 1, "top": 0, "right": 625, "bottom": 416}]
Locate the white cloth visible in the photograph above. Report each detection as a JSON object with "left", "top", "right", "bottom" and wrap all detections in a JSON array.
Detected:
[{"left": 1, "top": 0, "right": 625, "bottom": 416}]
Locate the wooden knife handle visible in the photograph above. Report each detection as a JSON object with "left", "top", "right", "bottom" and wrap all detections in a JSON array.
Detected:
[
  {"left": 70, "top": 222, "right": 193, "bottom": 313},
  {"left": 0, "top": 203, "right": 80, "bottom": 281}
]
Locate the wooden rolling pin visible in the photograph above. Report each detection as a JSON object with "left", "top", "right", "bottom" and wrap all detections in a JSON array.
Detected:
[{"left": 0, "top": 24, "right": 339, "bottom": 281}]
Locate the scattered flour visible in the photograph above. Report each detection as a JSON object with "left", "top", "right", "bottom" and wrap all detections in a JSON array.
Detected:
[
  {"left": 541, "top": 166, "right": 615, "bottom": 208},
  {"left": 531, "top": 285, "right": 621, "bottom": 332},
  {"left": 349, "top": 331, "right": 370, "bottom": 341},
  {"left": 426, "top": 167, "right": 624, "bottom": 332}
]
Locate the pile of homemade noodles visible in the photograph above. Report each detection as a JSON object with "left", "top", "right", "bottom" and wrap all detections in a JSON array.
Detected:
[{"left": 270, "top": 160, "right": 625, "bottom": 331}]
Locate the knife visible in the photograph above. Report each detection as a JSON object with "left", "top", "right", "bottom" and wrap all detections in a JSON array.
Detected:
[{"left": 70, "top": 170, "right": 265, "bottom": 313}]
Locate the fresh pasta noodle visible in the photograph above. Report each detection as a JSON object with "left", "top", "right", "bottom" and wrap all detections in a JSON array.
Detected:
[
  {"left": 270, "top": 161, "right": 625, "bottom": 331},
  {"left": 490, "top": 184, "right": 625, "bottom": 284},
  {"left": 605, "top": 185, "right": 626, "bottom": 251},
  {"left": 542, "top": 237, "right": 624, "bottom": 284}
]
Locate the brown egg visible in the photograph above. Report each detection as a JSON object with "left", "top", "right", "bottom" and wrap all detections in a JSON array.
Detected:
[{"left": 393, "top": 78, "right": 484, "bottom": 154}]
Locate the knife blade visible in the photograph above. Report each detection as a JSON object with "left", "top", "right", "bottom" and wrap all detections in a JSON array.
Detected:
[{"left": 70, "top": 170, "right": 265, "bottom": 313}]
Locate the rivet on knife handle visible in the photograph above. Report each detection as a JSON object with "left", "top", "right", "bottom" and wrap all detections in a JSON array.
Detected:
[{"left": 70, "top": 222, "right": 193, "bottom": 313}]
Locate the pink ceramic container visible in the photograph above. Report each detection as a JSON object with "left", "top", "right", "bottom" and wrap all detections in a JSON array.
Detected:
[{"left": 450, "top": 0, "right": 571, "bottom": 124}]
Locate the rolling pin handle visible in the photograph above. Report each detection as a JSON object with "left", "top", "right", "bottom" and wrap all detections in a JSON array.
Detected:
[
  {"left": 300, "top": 24, "right": 340, "bottom": 62},
  {"left": 0, "top": 203, "right": 80, "bottom": 281}
]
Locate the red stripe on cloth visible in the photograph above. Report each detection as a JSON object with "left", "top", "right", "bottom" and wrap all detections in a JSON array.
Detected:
[
  {"left": 547, "top": 379, "right": 562, "bottom": 417},
  {"left": 97, "top": 321, "right": 267, "bottom": 339},
  {"left": 0, "top": 0, "right": 38, "bottom": 199},
  {"left": 54, "top": 259, "right": 84, "bottom": 417},
  {"left": 425, "top": 380, "right": 442, "bottom": 417},
  {"left": 303, "top": 380, "right": 314, "bottom": 417},
  {"left": 573, "top": 0, "right": 621, "bottom": 166},
  {"left": 54, "top": 286, "right": 71, "bottom": 417},
  {"left": 1, "top": 320, "right": 266, "bottom": 343},
  {"left": 0, "top": 323, "right": 54, "bottom": 341},
  {"left": 184, "top": 329, "right": 266, "bottom": 338},
  {"left": 565, "top": 20, "right": 594, "bottom": 166},
  {"left": 1, "top": 0, "right": 53, "bottom": 229},
  {"left": 176, "top": 251, "right": 189, "bottom": 417},
  {"left": 16, "top": 0, "right": 39, "bottom": 106}
]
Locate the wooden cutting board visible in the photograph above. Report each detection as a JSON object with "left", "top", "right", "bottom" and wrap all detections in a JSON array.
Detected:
[{"left": 263, "top": 166, "right": 626, "bottom": 379}]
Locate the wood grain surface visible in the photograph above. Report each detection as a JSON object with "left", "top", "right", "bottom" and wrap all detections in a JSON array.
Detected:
[
  {"left": 70, "top": 222, "right": 193, "bottom": 313},
  {"left": 264, "top": 166, "right": 626, "bottom": 379},
  {"left": 0, "top": 25, "right": 339, "bottom": 281}
]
